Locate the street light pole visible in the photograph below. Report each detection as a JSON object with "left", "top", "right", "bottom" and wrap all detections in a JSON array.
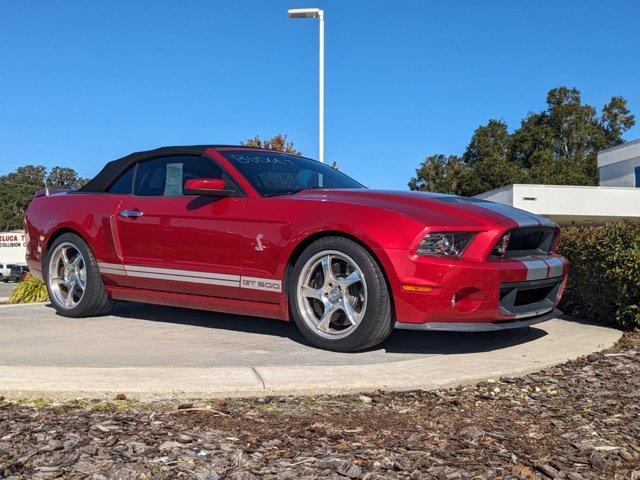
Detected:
[{"left": 287, "top": 7, "right": 325, "bottom": 163}]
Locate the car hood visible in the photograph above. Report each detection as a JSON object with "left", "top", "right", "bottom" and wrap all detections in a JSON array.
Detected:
[{"left": 290, "top": 189, "right": 555, "bottom": 230}]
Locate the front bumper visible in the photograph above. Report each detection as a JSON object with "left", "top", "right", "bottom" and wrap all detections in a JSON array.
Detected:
[{"left": 387, "top": 248, "right": 569, "bottom": 327}]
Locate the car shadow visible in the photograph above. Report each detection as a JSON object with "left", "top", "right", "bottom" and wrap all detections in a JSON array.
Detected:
[{"left": 105, "top": 301, "right": 549, "bottom": 356}]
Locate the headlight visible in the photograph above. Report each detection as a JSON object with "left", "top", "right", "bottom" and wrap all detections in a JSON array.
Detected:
[
  {"left": 490, "top": 233, "right": 511, "bottom": 257},
  {"left": 416, "top": 232, "right": 475, "bottom": 257}
]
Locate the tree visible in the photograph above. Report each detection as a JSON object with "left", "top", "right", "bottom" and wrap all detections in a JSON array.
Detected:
[
  {"left": 0, "top": 165, "right": 86, "bottom": 230},
  {"left": 408, "top": 154, "right": 477, "bottom": 196},
  {"left": 47, "top": 166, "right": 87, "bottom": 189},
  {"left": 462, "top": 119, "right": 525, "bottom": 194},
  {"left": 0, "top": 165, "right": 47, "bottom": 231},
  {"left": 241, "top": 134, "right": 302, "bottom": 155},
  {"left": 409, "top": 86, "right": 635, "bottom": 196}
]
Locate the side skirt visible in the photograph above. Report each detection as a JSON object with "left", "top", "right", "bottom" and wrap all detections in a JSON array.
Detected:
[{"left": 105, "top": 286, "right": 287, "bottom": 321}]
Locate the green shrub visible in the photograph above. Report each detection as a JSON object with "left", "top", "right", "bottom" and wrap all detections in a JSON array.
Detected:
[
  {"left": 558, "top": 221, "right": 640, "bottom": 329},
  {"left": 8, "top": 274, "right": 49, "bottom": 304}
]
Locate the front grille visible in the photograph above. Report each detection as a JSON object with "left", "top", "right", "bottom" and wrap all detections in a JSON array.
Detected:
[
  {"left": 513, "top": 284, "right": 556, "bottom": 306},
  {"left": 499, "top": 277, "right": 562, "bottom": 317},
  {"left": 491, "top": 226, "right": 556, "bottom": 258}
]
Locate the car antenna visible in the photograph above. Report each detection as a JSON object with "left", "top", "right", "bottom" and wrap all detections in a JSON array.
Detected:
[{"left": 44, "top": 175, "right": 50, "bottom": 197}]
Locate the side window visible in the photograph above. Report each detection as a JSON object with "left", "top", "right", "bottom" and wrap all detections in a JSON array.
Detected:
[
  {"left": 133, "top": 155, "right": 234, "bottom": 197},
  {"left": 107, "top": 166, "right": 135, "bottom": 194}
]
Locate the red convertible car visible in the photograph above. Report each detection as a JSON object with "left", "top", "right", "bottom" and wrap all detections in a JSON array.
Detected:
[{"left": 24, "top": 145, "right": 568, "bottom": 351}]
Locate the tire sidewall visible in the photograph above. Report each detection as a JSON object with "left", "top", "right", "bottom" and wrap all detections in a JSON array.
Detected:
[{"left": 289, "top": 237, "right": 391, "bottom": 352}]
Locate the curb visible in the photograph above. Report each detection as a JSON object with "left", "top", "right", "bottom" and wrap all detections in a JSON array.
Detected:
[{"left": 0, "top": 301, "right": 48, "bottom": 308}]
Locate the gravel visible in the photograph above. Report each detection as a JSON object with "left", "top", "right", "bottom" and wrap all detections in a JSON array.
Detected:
[{"left": 1, "top": 331, "right": 639, "bottom": 479}]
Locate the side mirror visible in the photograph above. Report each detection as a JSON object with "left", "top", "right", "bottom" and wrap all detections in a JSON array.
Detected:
[{"left": 184, "top": 178, "right": 235, "bottom": 197}]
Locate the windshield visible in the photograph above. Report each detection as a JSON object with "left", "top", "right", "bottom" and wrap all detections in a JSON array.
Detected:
[{"left": 221, "top": 150, "right": 364, "bottom": 196}]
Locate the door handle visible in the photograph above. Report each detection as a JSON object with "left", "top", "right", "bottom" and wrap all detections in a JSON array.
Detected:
[{"left": 120, "top": 209, "right": 143, "bottom": 218}]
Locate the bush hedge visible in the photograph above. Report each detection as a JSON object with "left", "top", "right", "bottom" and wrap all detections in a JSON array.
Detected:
[
  {"left": 8, "top": 274, "right": 49, "bottom": 304},
  {"left": 558, "top": 221, "right": 640, "bottom": 329}
]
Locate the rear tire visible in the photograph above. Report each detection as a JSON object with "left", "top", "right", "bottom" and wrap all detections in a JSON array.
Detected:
[
  {"left": 289, "top": 236, "right": 394, "bottom": 352},
  {"left": 43, "top": 232, "right": 113, "bottom": 317}
]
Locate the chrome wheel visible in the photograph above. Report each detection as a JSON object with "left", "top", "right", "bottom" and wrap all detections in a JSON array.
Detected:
[
  {"left": 296, "top": 250, "right": 368, "bottom": 340},
  {"left": 48, "top": 242, "right": 87, "bottom": 309}
]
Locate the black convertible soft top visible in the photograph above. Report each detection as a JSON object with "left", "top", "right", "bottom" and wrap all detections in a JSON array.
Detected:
[{"left": 79, "top": 145, "right": 245, "bottom": 193}]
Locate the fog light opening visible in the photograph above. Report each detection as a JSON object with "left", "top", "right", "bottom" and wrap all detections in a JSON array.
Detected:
[{"left": 452, "top": 287, "right": 484, "bottom": 313}]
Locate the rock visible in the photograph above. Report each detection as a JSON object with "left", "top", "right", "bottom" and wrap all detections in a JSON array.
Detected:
[
  {"left": 114, "top": 393, "right": 127, "bottom": 401},
  {"left": 177, "top": 403, "right": 193, "bottom": 410},
  {"left": 358, "top": 395, "right": 372, "bottom": 404}
]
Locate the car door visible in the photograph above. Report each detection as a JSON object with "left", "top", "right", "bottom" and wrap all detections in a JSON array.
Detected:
[{"left": 115, "top": 154, "right": 246, "bottom": 299}]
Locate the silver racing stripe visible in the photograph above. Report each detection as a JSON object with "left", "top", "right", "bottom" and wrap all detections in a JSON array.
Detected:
[
  {"left": 125, "top": 264, "right": 240, "bottom": 282},
  {"left": 544, "top": 257, "right": 565, "bottom": 278},
  {"left": 520, "top": 257, "right": 549, "bottom": 281},
  {"left": 96, "top": 262, "right": 281, "bottom": 291},
  {"left": 97, "top": 262, "right": 126, "bottom": 276},
  {"left": 519, "top": 256, "right": 566, "bottom": 280},
  {"left": 125, "top": 270, "right": 240, "bottom": 288},
  {"left": 471, "top": 201, "right": 541, "bottom": 227},
  {"left": 97, "top": 262, "right": 125, "bottom": 271}
]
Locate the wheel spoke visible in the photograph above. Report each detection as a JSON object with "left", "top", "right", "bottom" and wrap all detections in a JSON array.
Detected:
[
  {"left": 341, "top": 297, "right": 362, "bottom": 326},
  {"left": 60, "top": 247, "right": 72, "bottom": 268},
  {"left": 337, "top": 270, "right": 361, "bottom": 288},
  {"left": 75, "top": 271, "right": 86, "bottom": 291},
  {"left": 320, "top": 255, "right": 335, "bottom": 287},
  {"left": 300, "top": 285, "right": 323, "bottom": 300},
  {"left": 317, "top": 304, "right": 339, "bottom": 333},
  {"left": 65, "top": 283, "right": 76, "bottom": 307}
]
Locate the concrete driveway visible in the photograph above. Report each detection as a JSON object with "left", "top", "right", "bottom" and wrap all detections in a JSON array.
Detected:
[{"left": 0, "top": 302, "right": 621, "bottom": 400}]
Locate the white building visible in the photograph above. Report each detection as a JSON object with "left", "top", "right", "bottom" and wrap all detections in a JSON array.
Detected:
[
  {"left": 0, "top": 230, "right": 27, "bottom": 266},
  {"left": 598, "top": 138, "right": 640, "bottom": 187},
  {"left": 476, "top": 139, "right": 640, "bottom": 225}
]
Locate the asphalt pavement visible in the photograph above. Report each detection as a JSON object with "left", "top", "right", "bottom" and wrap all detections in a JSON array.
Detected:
[{"left": 0, "top": 281, "right": 15, "bottom": 299}]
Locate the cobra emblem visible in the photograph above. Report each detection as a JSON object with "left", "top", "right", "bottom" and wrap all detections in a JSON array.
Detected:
[{"left": 255, "top": 234, "right": 266, "bottom": 252}]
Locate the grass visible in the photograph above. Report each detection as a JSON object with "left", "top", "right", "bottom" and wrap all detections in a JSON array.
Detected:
[{"left": 8, "top": 274, "right": 48, "bottom": 303}]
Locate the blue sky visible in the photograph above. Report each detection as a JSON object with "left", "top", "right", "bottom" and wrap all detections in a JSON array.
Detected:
[{"left": 0, "top": 0, "right": 638, "bottom": 189}]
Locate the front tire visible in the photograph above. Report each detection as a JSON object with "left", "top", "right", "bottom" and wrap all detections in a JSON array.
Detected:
[
  {"left": 43, "top": 232, "right": 113, "bottom": 317},
  {"left": 289, "top": 236, "right": 394, "bottom": 352}
]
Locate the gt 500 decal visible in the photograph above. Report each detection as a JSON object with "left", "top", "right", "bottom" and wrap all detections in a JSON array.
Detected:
[{"left": 240, "top": 276, "right": 282, "bottom": 292}]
